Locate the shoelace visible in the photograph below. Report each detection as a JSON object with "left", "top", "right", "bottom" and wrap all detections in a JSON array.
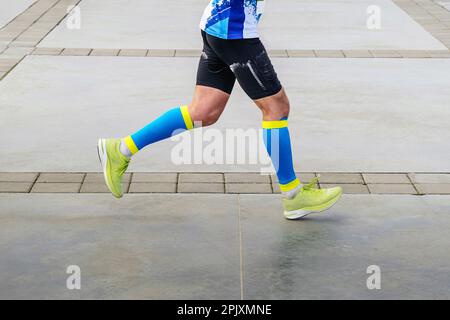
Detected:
[
  {"left": 116, "top": 158, "right": 130, "bottom": 176},
  {"left": 114, "top": 143, "right": 130, "bottom": 176},
  {"left": 302, "top": 176, "right": 320, "bottom": 191}
]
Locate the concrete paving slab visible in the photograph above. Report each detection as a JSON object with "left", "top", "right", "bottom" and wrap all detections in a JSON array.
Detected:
[
  {"left": 37, "top": 0, "right": 446, "bottom": 50},
  {"left": 0, "top": 194, "right": 241, "bottom": 299},
  {"left": 0, "top": 0, "right": 35, "bottom": 29},
  {"left": 1, "top": 56, "right": 450, "bottom": 173},
  {"left": 239, "top": 194, "right": 450, "bottom": 299}
]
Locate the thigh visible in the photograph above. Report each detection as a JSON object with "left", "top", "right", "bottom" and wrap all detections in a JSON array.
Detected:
[
  {"left": 206, "top": 34, "right": 282, "bottom": 101},
  {"left": 196, "top": 31, "right": 236, "bottom": 95},
  {"left": 190, "top": 85, "right": 230, "bottom": 119}
]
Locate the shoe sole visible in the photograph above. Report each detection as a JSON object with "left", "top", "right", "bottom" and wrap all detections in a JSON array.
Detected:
[
  {"left": 284, "top": 191, "right": 343, "bottom": 220},
  {"left": 97, "top": 139, "right": 121, "bottom": 198}
]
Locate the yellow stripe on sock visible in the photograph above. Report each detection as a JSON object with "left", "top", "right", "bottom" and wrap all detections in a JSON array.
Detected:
[
  {"left": 180, "top": 105, "right": 194, "bottom": 130},
  {"left": 262, "top": 120, "right": 288, "bottom": 129},
  {"left": 279, "top": 178, "right": 301, "bottom": 193},
  {"left": 124, "top": 135, "right": 139, "bottom": 155}
]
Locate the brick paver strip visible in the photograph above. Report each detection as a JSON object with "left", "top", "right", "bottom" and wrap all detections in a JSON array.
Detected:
[
  {"left": 0, "top": 0, "right": 83, "bottom": 48},
  {"left": 320, "top": 183, "right": 370, "bottom": 194},
  {"left": 12, "top": 47, "right": 450, "bottom": 59},
  {"left": 0, "top": 172, "right": 449, "bottom": 195},
  {"left": 132, "top": 173, "right": 177, "bottom": 183},
  {"left": 368, "top": 184, "right": 417, "bottom": 195},
  {"left": 179, "top": 173, "right": 224, "bottom": 183},
  {"left": 37, "top": 173, "right": 84, "bottom": 183},
  {"left": 31, "top": 182, "right": 81, "bottom": 193},
  {"left": 225, "top": 173, "right": 270, "bottom": 184},
  {"left": 178, "top": 183, "right": 224, "bottom": 193},
  {"left": 316, "top": 173, "right": 364, "bottom": 184},
  {"left": 363, "top": 173, "right": 411, "bottom": 184},
  {"left": 408, "top": 173, "right": 450, "bottom": 183},
  {"left": 394, "top": 0, "right": 450, "bottom": 49},
  {"left": 0, "top": 182, "right": 33, "bottom": 193},
  {"left": 415, "top": 183, "right": 450, "bottom": 194},
  {"left": 129, "top": 183, "right": 177, "bottom": 193}
]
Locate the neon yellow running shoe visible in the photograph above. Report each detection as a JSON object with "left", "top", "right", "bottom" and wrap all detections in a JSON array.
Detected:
[
  {"left": 97, "top": 138, "right": 130, "bottom": 198},
  {"left": 282, "top": 177, "right": 342, "bottom": 220}
]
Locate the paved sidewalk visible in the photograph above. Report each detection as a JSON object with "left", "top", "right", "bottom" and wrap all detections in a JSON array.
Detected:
[
  {"left": 1, "top": 0, "right": 450, "bottom": 299},
  {"left": 1, "top": 56, "right": 450, "bottom": 172},
  {"left": 37, "top": 0, "right": 447, "bottom": 50},
  {"left": 0, "top": 193, "right": 449, "bottom": 299}
]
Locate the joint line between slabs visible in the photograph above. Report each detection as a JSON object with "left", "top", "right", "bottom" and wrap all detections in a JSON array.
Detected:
[{"left": 237, "top": 194, "right": 244, "bottom": 300}]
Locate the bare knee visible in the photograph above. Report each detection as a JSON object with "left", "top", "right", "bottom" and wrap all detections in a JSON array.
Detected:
[
  {"left": 188, "top": 101, "right": 223, "bottom": 127},
  {"left": 256, "top": 89, "right": 291, "bottom": 120},
  {"left": 188, "top": 86, "right": 229, "bottom": 127}
]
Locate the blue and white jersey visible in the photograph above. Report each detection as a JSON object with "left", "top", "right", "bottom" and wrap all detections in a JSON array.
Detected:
[{"left": 200, "top": 0, "right": 265, "bottom": 40}]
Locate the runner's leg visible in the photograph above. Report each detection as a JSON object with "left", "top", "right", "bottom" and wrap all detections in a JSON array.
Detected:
[
  {"left": 205, "top": 34, "right": 300, "bottom": 197},
  {"left": 98, "top": 31, "right": 236, "bottom": 198},
  {"left": 120, "top": 31, "right": 235, "bottom": 157}
]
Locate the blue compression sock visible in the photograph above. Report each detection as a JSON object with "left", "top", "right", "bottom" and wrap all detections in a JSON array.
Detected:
[
  {"left": 263, "top": 118, "right": 300, "bottom": 193},
  {"left": 124, "top": 105, "right": 193, "bottom": 154}
]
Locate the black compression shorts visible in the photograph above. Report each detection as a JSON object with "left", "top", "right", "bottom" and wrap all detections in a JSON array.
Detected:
[{"left": 196, "top": 30, "right": 282, "bottom": 100}]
